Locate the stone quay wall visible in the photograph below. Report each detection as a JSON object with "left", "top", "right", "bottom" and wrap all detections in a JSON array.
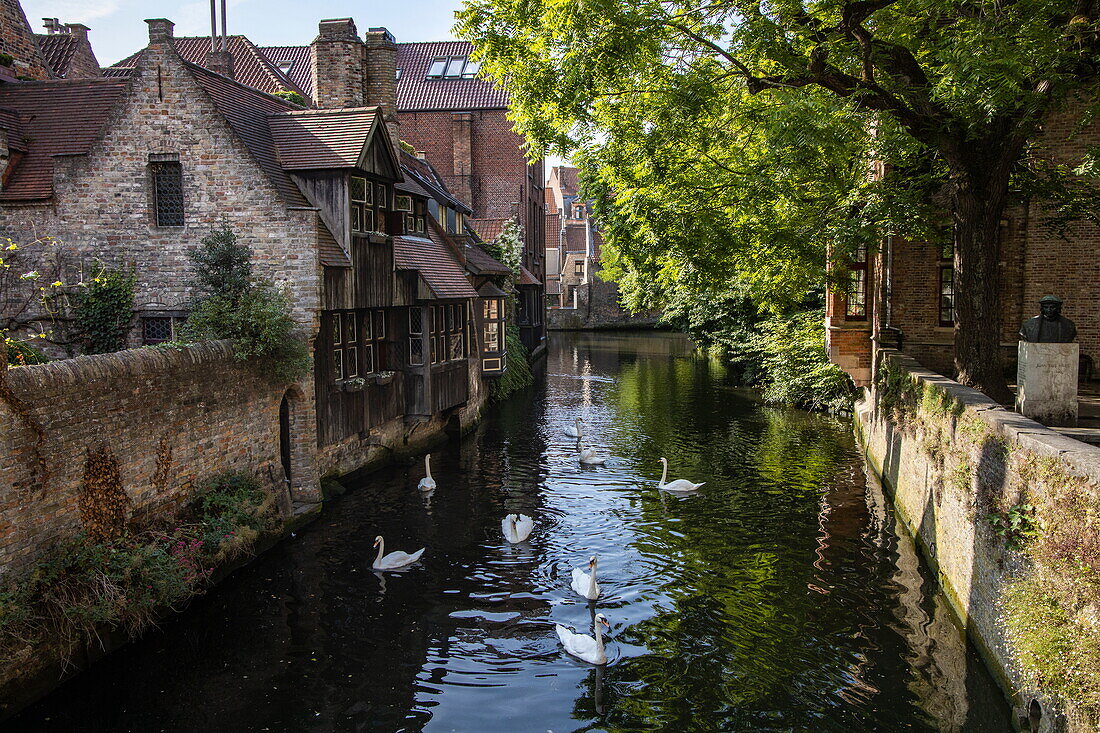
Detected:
[
  {"left": 0, "top": 341, "right": 291, "bottom": 576},
  {"left": 858, "top": 351, "right": 1100, "bottom": 732},
  {"left": 548, "top": 277, "right": 659, "bottom": 331}
]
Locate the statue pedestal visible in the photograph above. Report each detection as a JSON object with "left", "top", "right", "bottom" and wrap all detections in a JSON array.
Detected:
[{"left": 1016, "top": 342, "right": 1079, "bottom": 427}]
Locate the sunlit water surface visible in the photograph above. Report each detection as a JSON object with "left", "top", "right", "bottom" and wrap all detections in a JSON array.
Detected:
[{"left": 6, "top": 332, "right": 1010, "bottom": 732}]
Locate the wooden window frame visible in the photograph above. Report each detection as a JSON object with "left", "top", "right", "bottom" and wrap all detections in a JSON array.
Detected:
[
  {"left": 844, "top": 244, "right": 868, "bottom": 321},
  {"left": 938, "top": 241, "right": 955, "bottom": 327},
  {"left": 408, "top": 308, "right": 424, "bottom": 366}
]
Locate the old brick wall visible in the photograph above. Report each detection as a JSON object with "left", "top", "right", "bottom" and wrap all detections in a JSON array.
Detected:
[
  {"left": 0, "top": 341, "right": 308, "bottom": 576},
  {"left": 62, "top": 27, "right": 102, "bottom": 80},
  {"left": 548, "top": 270, "right": 659, "bottom": 330},
  {"left": 0, "top": 34, "right": 322, "bottom": 340},
  {"left": 0, "top": 0, "right": 49, "bottom": 79}
]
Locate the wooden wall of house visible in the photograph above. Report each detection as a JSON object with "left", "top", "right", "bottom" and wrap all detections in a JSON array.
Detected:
[
  {"left": 293, "top": 172, "right": 348, "bottom": 250},
  {"left": 323, "top": 236, "right": 395, "bottom": 311},
  {"left": 431, "top": 360, "right": 469, "bottom": 413}
]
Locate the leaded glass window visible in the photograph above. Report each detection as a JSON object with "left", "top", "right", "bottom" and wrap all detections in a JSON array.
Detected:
[{"left": 151, "top": 162, "right": 184, "bottom": 226}]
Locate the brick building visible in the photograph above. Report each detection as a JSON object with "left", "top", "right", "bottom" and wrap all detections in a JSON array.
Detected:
[
  {"left": 0, "top": 15, "right": 513, "bottom": 498},
  {"left": 827, "top": 109, "right": 1100, "bottom": 388},
  {"left": 0, "top": 3, "right": 100, "bottom": 81},
  {"left": 111, "top": 32, "right": 548, "bottom": 357}
]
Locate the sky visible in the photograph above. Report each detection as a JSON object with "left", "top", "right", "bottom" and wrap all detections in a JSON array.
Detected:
[{"left": 22, "top": 0, "right": 464, "bottom": 66}]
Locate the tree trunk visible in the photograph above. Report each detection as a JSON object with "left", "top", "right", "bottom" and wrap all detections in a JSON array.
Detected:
[{"left": 951, "top": 169, "right": 1015, "bottom": 405}]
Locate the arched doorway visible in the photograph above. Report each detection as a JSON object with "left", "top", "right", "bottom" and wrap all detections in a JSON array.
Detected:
[{"left": 279, "top": 394, "right": 292, "bottom": 489}]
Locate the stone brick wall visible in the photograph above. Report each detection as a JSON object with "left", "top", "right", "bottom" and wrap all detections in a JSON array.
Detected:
[
  {"left": 860, "top": 352, "right": 1100, "bottom": 730},
  {"left": 0, "top": 341, "right": 296, "bottom": 576},
  {"left": 548, "top": 271, "right": 659, "bottom": 330},
  {"left": 58, "top": 25, "right": 101, "bottom": 79},
  {"left": 0, "top": 32, "right": 322, "bottom": 339},
  {"left": 0, "top": 0, "right": 49, "bottom": 79}
]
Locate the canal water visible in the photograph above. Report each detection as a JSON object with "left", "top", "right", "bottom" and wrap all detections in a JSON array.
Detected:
[{"left": 6, "top": 332, "right": 1011, "bottom": 732}]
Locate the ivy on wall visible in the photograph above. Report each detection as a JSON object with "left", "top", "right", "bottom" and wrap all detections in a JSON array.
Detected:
[
  {"left": 79, "top": 445, "right": 130, "bottom": 542},
  {"left": 72, "top": 263, "right": 136, "bottom": 355}
]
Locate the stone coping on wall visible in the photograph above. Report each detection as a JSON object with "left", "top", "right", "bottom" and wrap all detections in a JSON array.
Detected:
[
  {"left": 5, "top": 340, "right": 237, "bottom": 390},
  {"left": 884, "top": 351, "right": 1100, "bottom": 481}
]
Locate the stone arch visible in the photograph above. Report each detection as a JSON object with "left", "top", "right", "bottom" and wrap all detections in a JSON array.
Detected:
[{"left": 278, "top": 384, "right": 320, "bottom": 503}]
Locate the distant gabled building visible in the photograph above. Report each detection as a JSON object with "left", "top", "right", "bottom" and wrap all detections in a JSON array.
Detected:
[{"left": 0, "top": 4, "right": 100, "bottom": 81}]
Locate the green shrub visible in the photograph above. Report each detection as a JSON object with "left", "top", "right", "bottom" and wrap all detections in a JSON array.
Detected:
[
  {"left": 272, "top": 90, "right": 306, "bottom": 107},
  {"left": 747, "top": 309, "right": 857, "bottom": 413},
  {"left": 71, "top": 262, "right": 136, "bottom": 355},
  {"left": 184, "top": 226, "right": 309, "bottom": 383},
  {"left": 0, "top": 472, "right": 276, "bottom": 657},
  {"left": 4, "top": 337, "right": 48, "bottom": 366}
]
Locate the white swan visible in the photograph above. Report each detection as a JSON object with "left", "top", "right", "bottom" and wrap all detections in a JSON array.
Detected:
[
  {"left": 371, "top": 535, "right": 425, "bottom": 571},
  {"left": 570, "top": 555, "right": 601, "bottom": 600},
  {"left": 563, "top": 418, "right": 584, "bottom": 438},
  {"left": 556, "top": 613, "right": 611, "bottom": 665},
  {"left": 418, "top": 454, "right": 436, "bottom": 492},
  {"left": 658, "top": 457, "right": 705, "bottom": 493},
  {"left": 502, "top": 513, "right": 534, "bottom": 543},
  {"left": 577, "top": 448, "right": 606, "bottom": 465}
]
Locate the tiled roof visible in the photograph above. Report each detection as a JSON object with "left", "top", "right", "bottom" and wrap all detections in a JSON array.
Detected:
[
  {"left": 393, "top": 231, "right": 477, "bottom": 299},
  {"left": 399, "top": 149, "right": 471, "bottom": 213},
  {"left": 553, "top": 166, "right": 581, "bottom": 196},
  {"left": 396, "top": 41, "right": 509, "bottom": 112},
  {"left": 185, "top": 61, "right": 309, "bottom": 208},
  {"left": 34, "top": 34, "right": 76, "bottom": 78},
  {"left": 101, "top": 66, "right": 132, "bottom": 78},
  {"left": 0, "top": 108, "right": 26, "bottom": 150},
  {"left": 268, "top": 107, "right": 381, "bottom": 169},
  {"left": 114, "top": 36, "right": 307, "bottom": 100},
  {"left": 477, "top": 280, "right": 507, "bottom": 298},
  {"left": 544, "top": 212, "right": 561, "bottom": 248},
  {"left": 464, "top": 242, "right": 511, "bottom": 276},
  {"left": 317, "top": 218, "right": 351, "bottom": 267},
  {"left": 0, "top": 78, "right": 128, "bottom": 201},
  {"left": 259, "top": 45, "right": 313, "bottom": 99},
  {"left": 468, "top": 217, "right": 507, "bottom": 243},
  {"left": 518, "top": 264, "right": 541, "bottom": 286}
]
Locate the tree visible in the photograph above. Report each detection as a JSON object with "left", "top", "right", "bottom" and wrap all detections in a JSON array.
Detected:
[{"left": 457, "top": 0, "right": 1100, "bottom": 402}]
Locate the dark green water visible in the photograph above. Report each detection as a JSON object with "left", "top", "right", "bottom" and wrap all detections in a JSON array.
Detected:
[{"left": 5, "top": 331, "right": 1010, "bottom": 731}]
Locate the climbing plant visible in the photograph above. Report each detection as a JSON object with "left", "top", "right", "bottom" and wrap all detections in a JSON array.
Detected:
[
  {"left": 72, "top": 262, "right": 136, "bottom": 355},
  {"left": 483, "top": 219, "right": 534, "bottom": 400}
]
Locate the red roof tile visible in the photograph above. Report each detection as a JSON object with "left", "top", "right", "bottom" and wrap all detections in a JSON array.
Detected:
[
  {"left": 468, "top": 217, "right": 507, "bottom": 243},
  {"left": 564, "top": 223, "right": 587, "bottom": 253},
  {"left": 115, "top": 36, "right": 307, "bottom": 101},
  {"left": 394, "top": 231, "right": 477, "bottom": 299},
  {"left": 34, "top": 34, "right": 77, "bottom": 78},
  {"left": 553, "top": 166, "right": 581, "bottom": 196},
  {"left": 268, "top": 107, "right": 381, "bottom": 169},
  {"left": 464, "top": 242, "right": 511, "bottom": 276},
  {"left": 396, "top": 41, "right": 509, "bottom": 112},
  {"left": 518, "top": 264, "right": 540, "bottom": 286},
  {"left": 0, "top": 78, "right": 128, "bottom": 201},
  {"left": 545, "top": 212, "right": 561, "bottom": 248},
  {"left": 259, "top": 45, "right": 314, "bottom": 99}
]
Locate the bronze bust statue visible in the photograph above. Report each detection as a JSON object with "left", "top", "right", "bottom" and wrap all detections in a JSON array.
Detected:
[{"left": 1020, "top": 295, "right": 1077, "bottom": 343}]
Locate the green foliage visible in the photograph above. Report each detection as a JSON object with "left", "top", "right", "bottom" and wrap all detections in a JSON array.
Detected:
[
  {"left": 0, "top": 53, "right": 13, "bottom": 67},
  {"left": 745, "top": 310, "right": 856, "bottom": 414},
  {"left": 399, "top": 140, "right": 416, "bottom": 154},
  {"left": 456, "top": 0, "right": 1100, "bottom": 396},
  {"left": 184, "top": 282, "right": 310, "bottom": 383},
  {"left": 483, "top": 218, "right": 523, "bottom": 277},
  {"left": 184, "top": 225, "right": 309, "bottom": 384},
  {"left": 987, "top": 504, "right": 1044, "bottom": 551},
  {"left": 71, "top": 262, "right": 136, "bottom": 355},
  {"left": 1004, "top": 579, "right": 1100, "bottom": 728},
  {"left": 4, "top": 338, "right": 48, "bottom": 366},
  {"left": 491, "top": 325, "right": 534, "bottom": 401},
  {"left": 0, "top": 472, "right": 275, "bottom": 655},
  {"left": 272, "top": 90, "right": 306, "bottom": 107},
  {"left": 190, "top": 224, "right": 252, "bottom": 301}
]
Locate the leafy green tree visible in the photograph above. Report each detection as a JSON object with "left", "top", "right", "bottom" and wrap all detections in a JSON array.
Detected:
[
  {"left": 190, "top": 224, "right": 252, "bottom": 303},
  {"left": 457, "top": 0, "right": 1100, "bottom": 402}
]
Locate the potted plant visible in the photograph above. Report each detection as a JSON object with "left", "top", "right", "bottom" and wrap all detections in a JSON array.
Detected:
[
  {"left": 340, "top": 376, "right": 367, "bottom": 392},
  {"left": 370, "top": 370, "right": 396, "bottom": 386}
]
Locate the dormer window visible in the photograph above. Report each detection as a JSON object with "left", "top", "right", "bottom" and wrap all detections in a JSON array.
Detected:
[
  {"left": 350, "top": 176, "right": 391, "bottom": 234},
  {"left": 277, "top": 60, "right": 293, "bottom": 75},
  {"left": 426, "top": 56, "right": 481, "bottom": 79}
]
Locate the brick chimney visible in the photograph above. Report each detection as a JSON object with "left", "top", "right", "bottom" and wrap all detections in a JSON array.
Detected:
[
  {"left": 311, "top": 18, "right": 363, "bottom": 109},
  {"left": 145, "top": 18, "right": 175, "bottom": 45},
  {"left": 64, "top": 23, "right": 89, "bottom": 41},
  {"left": 205, "top": 46, "right": 235, "bottom": 79},
  {"left": 42, "top": 18, "right": 61, "bottom": 34},
  {"left": 364, "top": 27, "right": 399, "bottom": 156}
]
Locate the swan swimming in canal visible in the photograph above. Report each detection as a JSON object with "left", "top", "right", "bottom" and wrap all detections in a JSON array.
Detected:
[
  {"left": 570, "top": 555, "right": 601, "bottom": 600},
  {"left": 502, "top": 513, "right": 534, "bottom": 543},
  {"left": 563, "top": 418, "right": 584, "bottom": 438},
  {"left": 658, "top": 457, "right": 705, "bottom": 493},
  {"left": 371, "top": 535, "right": 425, "bottom": 571},
  {"left": 418, "top": 454, "right": 436, "bottom": 492},
  {"left": 577, "top": 447, "right": 606, "bottom": 465},
  {"left": 556, "top": 613, "right": 611, "bottom": 665}
]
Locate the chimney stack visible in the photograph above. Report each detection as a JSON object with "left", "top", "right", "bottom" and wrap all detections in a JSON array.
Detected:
[
  {"left": 64, "top": 23, "right": 90, "bottom": 42},
  {"left": 42, "top": 18, "right": 60, "bottom": 34},
  {"left": 145, "top": 18, "right": 175, "bottom": 45},
  {"left": 203, "top": 0, "right": 234, "bottom": 79},
  {"left": 311, "top": 18, "right": 364, "bottom": 109},
  {"left": 364, "top": 27, "right": 400, "bottom": 156}
]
